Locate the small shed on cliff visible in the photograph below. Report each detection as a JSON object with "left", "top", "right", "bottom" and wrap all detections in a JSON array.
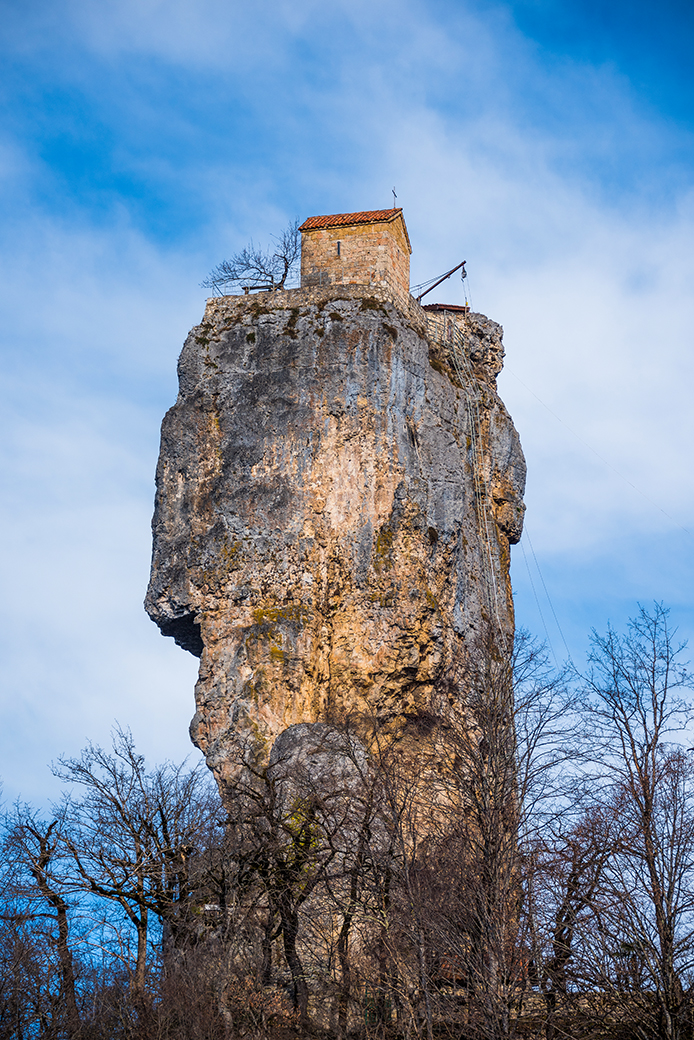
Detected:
[{"left": 299, "top": 209, "right": 412, "bottom": 297}]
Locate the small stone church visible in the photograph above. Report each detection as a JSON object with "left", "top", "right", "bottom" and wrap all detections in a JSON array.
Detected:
[{"left": 299, "top": 208, "right": 412, "bottom": 299}]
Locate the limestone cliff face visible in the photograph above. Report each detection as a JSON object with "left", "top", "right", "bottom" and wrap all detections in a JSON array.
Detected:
[{"left": 145, "top": 285, "right": 525, "bottom": 789}]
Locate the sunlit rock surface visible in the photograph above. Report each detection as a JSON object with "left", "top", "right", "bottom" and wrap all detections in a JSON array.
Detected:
[{"left": 145, "top": 285, "right": 525, "bottom": 791}]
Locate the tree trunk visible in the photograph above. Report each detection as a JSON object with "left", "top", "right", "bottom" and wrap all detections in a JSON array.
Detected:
[
  {"left": 278, "top": 900, "right": 309, "bottom": 1025},
  {"left": 134, "top": 905, "right": 149, "bottom": 995},
  {"left": 336, "top": 909, "right": 353, "bottom": 1037},
  {"left": 261, "top": 905, "right": 275, "bottom": 985},
  {"left": 55, "top": 892, "right": 81, "bottom": 1037},
  {"left": 336, "top": 826, "right": 369, "bottom": 1038},
  {"left": 31, "top": 866, "right": 80, "bottom": 1038},
  {"left": 417, "top": 920, "right": 434, "bottom": 1040},
  {"left": 543, "top": 988, "right": 556, "bottom": 1040}
]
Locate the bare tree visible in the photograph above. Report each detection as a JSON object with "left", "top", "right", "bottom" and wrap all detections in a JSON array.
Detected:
[
  {"left": 1, "top": 805, "right": 83, "bottom": 1040},
  {"left": 527, "top": 805, "right": 616, "bottom": 1040},
  {"left": 0, "top": 737, "right": 252, "bottom": 1039},
  {"left": 425, "top": 629, "right": 576, "bottom": 1040},
  {"left": 219, "top": 725, "right": 383, "bottom": 1031},
  {"left": 202, "top": 219, "right": 300, "bottom": 295},
  {"left": 576, "top": 604, "right": 694, "bottom": 1040},
  {"left": 342, "top": 630, "right": 576, "bottom": 1040},
  {"left": 53, "top": 727, "right": 221, "bottom": 995}
]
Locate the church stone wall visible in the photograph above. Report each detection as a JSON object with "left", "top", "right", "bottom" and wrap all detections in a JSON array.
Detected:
[{"left": 300, "top": 214, "right": 411, "bottom": 297}]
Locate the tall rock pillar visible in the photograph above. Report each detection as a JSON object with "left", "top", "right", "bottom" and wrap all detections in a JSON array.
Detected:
[{"left": 145, "top": 285, "right": 525, "bottom": 792}]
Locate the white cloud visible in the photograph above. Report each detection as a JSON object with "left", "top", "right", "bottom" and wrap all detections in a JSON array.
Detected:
[
  {"left": 374, "top": 105, "right": 694, "bottom": 554},
  {"left": 0, "top": 216, "right": 208, "bottom": 805},
  {"left": 2, "top": 0, "right": 693, "bottom": 800}
]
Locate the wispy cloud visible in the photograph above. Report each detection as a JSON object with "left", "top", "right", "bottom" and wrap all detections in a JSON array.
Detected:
[{"left": 1, "top": 0, "right": 692, "bottom": 801}]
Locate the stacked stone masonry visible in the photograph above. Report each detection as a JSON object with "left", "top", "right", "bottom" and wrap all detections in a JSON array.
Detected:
[{"left": 299, "top": 209, "right": 412, "bottom": 299}]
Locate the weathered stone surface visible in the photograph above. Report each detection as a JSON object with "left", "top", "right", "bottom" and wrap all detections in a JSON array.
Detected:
[{"left": 145, "top": 284, "right": 525, "bottom": 789}]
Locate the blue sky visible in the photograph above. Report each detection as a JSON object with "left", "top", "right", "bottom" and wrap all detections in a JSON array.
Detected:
[{"left": 1, "top": 0, "right": 693, "bottom": 802}]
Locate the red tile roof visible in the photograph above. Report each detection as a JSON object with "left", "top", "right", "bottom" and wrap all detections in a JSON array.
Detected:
[
  {"left": 422, "top": 303, "right": 470, "bottom": 313},
  {"left": 299, "top": 209, "right": 409, "bottom": 253},
  {"left": 300, "top": 208, "right": 404, "bottom": 231},
  {"left": 299, "top": 209, "right": 411, "bottom": 252}
]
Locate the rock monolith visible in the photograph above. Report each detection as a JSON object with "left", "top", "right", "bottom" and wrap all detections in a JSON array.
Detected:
[{"left": 145, "top": 284, "right": 525, "bottom": 793}]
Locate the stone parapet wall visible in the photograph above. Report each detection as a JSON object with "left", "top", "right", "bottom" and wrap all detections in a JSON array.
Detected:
[{"left": 203, "top": 283, "right": 427, "bottom": 335}]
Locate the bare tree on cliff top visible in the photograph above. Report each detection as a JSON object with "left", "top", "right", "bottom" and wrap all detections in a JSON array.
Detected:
[{"left": 202, "top": 219, "right": 300, "bottom": 295}]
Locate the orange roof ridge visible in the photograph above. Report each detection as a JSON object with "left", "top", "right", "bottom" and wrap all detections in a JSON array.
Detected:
[
  {"left": 299, "top": 209, "right": 411, "bottom": 253},
  {"left": 300, "top": 209, "right": 402, "bottom": 230}
]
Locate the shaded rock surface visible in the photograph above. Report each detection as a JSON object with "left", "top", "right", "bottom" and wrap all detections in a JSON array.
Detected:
[{"left": 145, "top": 285, "right": 525, "bottom": 789}]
